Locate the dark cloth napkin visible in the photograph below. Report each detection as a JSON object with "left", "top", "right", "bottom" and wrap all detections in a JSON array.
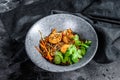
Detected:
[{"left": 0, "top": 0, "right": 120, "bottom": 80}]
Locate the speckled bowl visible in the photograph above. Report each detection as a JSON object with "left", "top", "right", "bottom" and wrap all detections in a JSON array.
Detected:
[{"left": 25, "top": 14, "right": 98, "bottom": 72}]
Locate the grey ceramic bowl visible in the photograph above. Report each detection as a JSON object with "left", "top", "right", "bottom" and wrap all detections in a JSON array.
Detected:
[{"left": 25, "top": 14, "right": 98, "bottom": 72}]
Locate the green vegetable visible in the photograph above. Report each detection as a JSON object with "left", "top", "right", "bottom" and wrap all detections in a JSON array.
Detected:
[
  {"left": 77, "top": 49, "right": 83, "bottom": 58},
  {"left": 81, "top": 47, "right": 86, "bottom": 56},
  {"left": 54, "top": 51, "right": 63, "bottom": 64},
  {"left": 64, "top": 44, "right": 83, "bottom": 63},
  {"left": 77, "top": 49, "right": 81, "bottom": 54},
  {"left": 75, "top": 40, "right": 81, "bottom": 46},
  {"left": 85, "top": 40, "right": 92, "bottom": 46},
  {"left": 65, "top": 45, "right": 73, "bottom": 57},
  {"left": 73, "top": 34, "right": 79, "bottom": 40},
  {"left": 53, "top": 35, "right": 92, "bottom": 65},
  {"left": 80, "top": 40, "right": 92, "bottom": 49},
  {"left": 70, "top": 45, "right": 77, "bottom": 53},
  {"left": 71, "top": 52, "right": 79, "bottom": 63},
  {"left": 62, "top": 56, "right": 69, "bottom": 63},
  {"left": 71, "top": 49, "right": 83, "bottom": 63},
  {"left": 81, "top": 43, "right": 89, "bottom": 48},
  {"left": 54, "top": 55, "right": 61, "bottom": 64},
  {"left": 55, "top": 51, "right": 63, "bottom": 60},
  {"left": 68, "top": 57, "right": 72, "bottom": 64}
]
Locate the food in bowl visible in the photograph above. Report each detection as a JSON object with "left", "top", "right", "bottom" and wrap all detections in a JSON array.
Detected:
[{"left": 35, "top": 28, "right": 92, "bottom": 65}]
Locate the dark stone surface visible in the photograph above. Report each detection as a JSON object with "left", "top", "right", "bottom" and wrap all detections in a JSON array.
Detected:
[
  {"left": 0, "top": 0, "right": 20, "bottom": 13},
  {"left": 0, "top": 0, "right": 120, "bottom": 80}
]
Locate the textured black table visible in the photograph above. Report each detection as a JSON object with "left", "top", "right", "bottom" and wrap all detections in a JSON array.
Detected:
[{"left": 0, "top": 0, "right": 120, "bottom": 80}]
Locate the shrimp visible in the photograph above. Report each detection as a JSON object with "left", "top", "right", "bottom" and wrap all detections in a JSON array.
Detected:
[{"left": 48, "top": 29, "right": 62, "bottom": 44}]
